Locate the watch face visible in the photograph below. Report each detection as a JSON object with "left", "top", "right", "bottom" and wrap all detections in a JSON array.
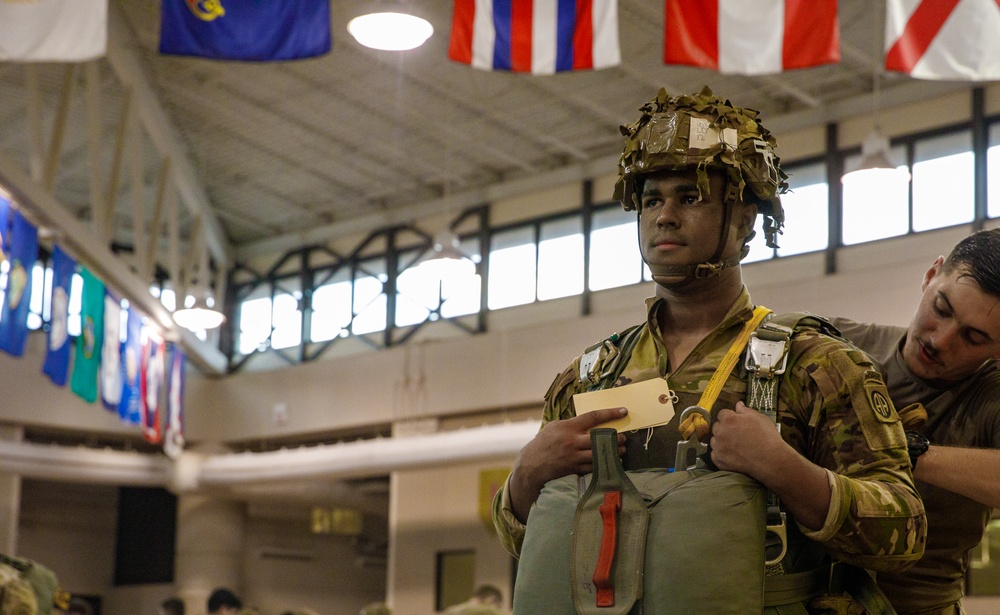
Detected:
[{"left": 906, "top": 430, "right": 930, "bottom": 461}]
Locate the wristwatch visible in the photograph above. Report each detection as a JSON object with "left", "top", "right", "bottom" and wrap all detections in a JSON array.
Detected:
[{"left": 905, "top": 430, "right": 930, "bottom": 470}]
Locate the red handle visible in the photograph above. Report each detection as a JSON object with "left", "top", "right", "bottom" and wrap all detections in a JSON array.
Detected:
[{"left": 593, "top": 490, "right": 622, "bottom": 607}]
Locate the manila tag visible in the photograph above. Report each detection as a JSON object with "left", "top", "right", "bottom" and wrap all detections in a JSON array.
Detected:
[{"left": 573, "top": 378, "right": 675, "bottom": 432}]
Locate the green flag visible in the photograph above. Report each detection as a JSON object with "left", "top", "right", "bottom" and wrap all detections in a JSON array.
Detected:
[{"left": 70, "top": 267, "right": 105, "bottom": 403}]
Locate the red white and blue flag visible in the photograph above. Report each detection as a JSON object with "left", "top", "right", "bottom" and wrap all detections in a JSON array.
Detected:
[
  {"left": 664, "top": 0, "right": 839, "bottom": 75},
  {"left": 449, "top": 0, "right": 620, "bottom": 74},
  {"left": 885, "top": 0, "right": 1000, "bottom": 81}
]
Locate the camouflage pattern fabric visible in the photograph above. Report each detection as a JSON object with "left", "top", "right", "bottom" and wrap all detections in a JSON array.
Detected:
[
  {"left": 493, "top": 288, "right": 926, "bottom": 578},
  {"left": 614, "top": 86, "right": 788, "bottom": 248},
  {"left": 832, "top": 318, "right": 1000, "bottom": 615},
  {"left": 0, "top": 562, "right": 38, "bottom": 615}
]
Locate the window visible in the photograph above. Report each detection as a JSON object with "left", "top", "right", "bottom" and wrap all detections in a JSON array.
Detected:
[
  {"left": 488, "top": 227, "right": 536, "bottom": 309},
  {"left": 537, "top": 218, "right": 584, "bottom": 301},
  {"left": 777, "top": 163, "right": 829, "bottom": 257},
  {"left": 589, "top": 208, "right": 642, "bottom": 291},
  {"left": 311, "top": 274, "right": 353, "bottom": 343},
  {"left": 912, "top": 131, "right": 974, "bottom": 232},
  {"left": 270, "top": 290, "right": 302, "bottom": 350},
  {"left": 351, "top": 263, "right": 387, "bottom": 335},
  {"left": 841, "top": 143, "right": 910, "bottom": 245},
  {"left": 237, "top": 294, "right": 272, "bottom": 355},
  {"left": 987, "top": 124, "right": 1000, "bottom": 218}
]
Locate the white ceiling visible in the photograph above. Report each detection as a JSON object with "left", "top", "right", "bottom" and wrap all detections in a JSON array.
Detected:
[{"left": 0, "top": 0, "right": 973, "bottom": 267}]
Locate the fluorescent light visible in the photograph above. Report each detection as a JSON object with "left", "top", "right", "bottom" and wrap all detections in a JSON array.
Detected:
[{"left": 347, "top": 12, "right": 433, "bottom": 51}]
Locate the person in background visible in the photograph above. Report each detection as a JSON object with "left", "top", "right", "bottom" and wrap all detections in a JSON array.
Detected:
[
  {"left": 206, "top": 588, "right": 242, "bottom": 615},
  {"left": 831, "top": 228, "right": 1000, "bottom": 615},
  {"left": 160, "top": 597, "right": 184, "bottom": 615},
  {"left": 443, "top": 584, "right": 506, "bottom": 614}
]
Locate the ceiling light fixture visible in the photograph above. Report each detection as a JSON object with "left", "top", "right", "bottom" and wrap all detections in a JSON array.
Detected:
[
  {"left": 841, "top": 129, "right": 910, "bottom": 184},
  {"left": 173, "top": 289, "right": 226, "bottom": 332},
  {"left": 347, "top": 10, "right": 434, "bottom": 51},
  {"left": 421, "top": 230, "right": 474, "bottom": 281}
]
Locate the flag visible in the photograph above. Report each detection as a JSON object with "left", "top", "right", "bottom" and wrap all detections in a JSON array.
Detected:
[
  {"left": 70, "top": 267, "right": 104, "bottom": 403},
  {"left": 118, "top": 307, "right": 143, "bottom": 424},
  {"left": 100, "top": 291, "right": 123, "bottom": 412},
  {"left": 0, "top": 0, "right": 107, "bottom": 62},
  {"left": 885, "top": 0, "right": 1000, "bottom": 81},
  {"left": 0, "top": 209, "right": 39, "bottom": 357},
  {"left": 159, "top": 0, "right": 332, "bottom": 61},
  {"left": 42, "top": 246, "right": 76, "bottom": 386},
  {"left": 449, "top": 0, "right": 621, "bottom": 73},
  {"left": 0, "top": 194, "right": 8, "bottom": 268},
  {"left": 141, "top": 334, "right": 165, "bottom": 444},
  {"left": 664, "top": 0, "right": 839, "bottom": 75},
  {"left": 163, "top": 343, "right": 186, "bottom": 459}
]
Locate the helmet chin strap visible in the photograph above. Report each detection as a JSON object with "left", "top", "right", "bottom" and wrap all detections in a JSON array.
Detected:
[{"left": 648, "top": 186, "right": 747, "bottom": 289}]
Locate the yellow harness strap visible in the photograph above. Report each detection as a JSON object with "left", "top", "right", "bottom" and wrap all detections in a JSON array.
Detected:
[{"left": 696, "top": 305, "right": 772, "bottom": 411}]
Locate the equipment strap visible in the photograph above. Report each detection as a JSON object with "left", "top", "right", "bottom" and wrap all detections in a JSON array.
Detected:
[{"left": 697, "top": 306, "right": 771, "bottom": 411}]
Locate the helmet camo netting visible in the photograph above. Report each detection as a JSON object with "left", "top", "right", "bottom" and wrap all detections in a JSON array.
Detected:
[{"left": 614, "top": 86, "right": 789, "bottom": 248}]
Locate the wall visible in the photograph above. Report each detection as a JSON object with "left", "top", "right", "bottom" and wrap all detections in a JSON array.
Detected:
[{"left": 389, "top": 460, "right": 515, "bottom": 615}]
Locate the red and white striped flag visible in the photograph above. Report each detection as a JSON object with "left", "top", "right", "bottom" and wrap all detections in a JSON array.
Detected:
[
  {"left": 885, "top": 0, "right": 1000, "bottom": 81},
  {"left": 664, "top": 0, "right": 839, "bottom": 75},
  {"left": 449, "top": 0, "right": 620, "bottom": 74}
]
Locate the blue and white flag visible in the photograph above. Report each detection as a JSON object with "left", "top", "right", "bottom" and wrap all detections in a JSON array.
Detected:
[
  {"left": 141, "top": 334, "right": 165, "bottom": 443},
  {"left": 42, "top": 246, "right": 76, "bottom": 386},
  {"left": 159, "top": 0, "right": 331, "bottom": 61},
  {"left": 0, "top": 209, "right": 39, "bottom": 357},
  {"left": 118, "top": 307, "right": 143, "bottom": 424},
  {"left": 164, "top": 343, "right": 186, "bottom": 459},
  {"left": 100, "top": 291, "right": 123, "bottom": 412}
]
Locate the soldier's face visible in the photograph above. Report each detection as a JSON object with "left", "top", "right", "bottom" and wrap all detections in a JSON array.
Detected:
[
  {"left": 637, "top": 169, "right": 753, "bottom": 285},
  {"left": 902, "top": 258, "right": 1000, "bottom": 382}
]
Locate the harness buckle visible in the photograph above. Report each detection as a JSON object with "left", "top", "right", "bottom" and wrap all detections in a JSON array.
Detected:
[
  {"left": 765, "top": 511, "right": 788, "bottom": 566},
  {"left": 744, "top": 324, "right": 791, "bottom": 378}
]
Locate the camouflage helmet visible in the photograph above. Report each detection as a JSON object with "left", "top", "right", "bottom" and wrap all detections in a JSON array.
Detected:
[{"left": 613, "top": 86, "right": 788, "bottom": 248}]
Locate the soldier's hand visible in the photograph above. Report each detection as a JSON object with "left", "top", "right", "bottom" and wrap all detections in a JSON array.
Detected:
[
  {"left": 509, "top": 407, "right": 627, "bottom": 523},
  {"left": 709, "top": 402, "right": 787, "bottom": 479}
]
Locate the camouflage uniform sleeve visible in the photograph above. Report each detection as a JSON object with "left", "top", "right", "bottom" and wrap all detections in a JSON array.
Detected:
[
  {"left": 492, "top": 359, "right": 583, "bottom": 558},
  {"left": 779, "top": 331, "right": 926, "bottom": 572}
]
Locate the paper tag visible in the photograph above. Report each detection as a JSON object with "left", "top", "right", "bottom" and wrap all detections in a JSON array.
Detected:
[
  {"left": 689, "top": 117, "right": 719, "bottom": 149},
  {"left": 573, "top": 378, "right": 676, "bottom": 432}
]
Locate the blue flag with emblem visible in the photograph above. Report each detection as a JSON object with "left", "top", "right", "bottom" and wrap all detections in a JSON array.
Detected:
[
  {"left": 0, "top": 209, "right": 39, "bottom": 357},
  {"left": 70, "top": 266, "right": 104, "bottom": 403},
  {"left": 118, "top": 306, "right": 143, "bottom": 424},
  {"left": 159, "top": 0, "right": 332, "bottom": 61},
  {"left": 42, "top": 245, "right": 77, "bottom": 385}
]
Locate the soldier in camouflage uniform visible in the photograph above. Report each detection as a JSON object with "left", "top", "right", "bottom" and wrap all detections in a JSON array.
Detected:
[
  {"left": 492, "top": 87, "right": 926, "bottom": 612},
  {"left": 832, "top": 228, "right": 1000, "bottom": 615}
]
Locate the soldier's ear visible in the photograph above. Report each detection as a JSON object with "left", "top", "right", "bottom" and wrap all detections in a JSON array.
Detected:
[{"left": 738, "top": 201, "right": 758, "bottom": 239}]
